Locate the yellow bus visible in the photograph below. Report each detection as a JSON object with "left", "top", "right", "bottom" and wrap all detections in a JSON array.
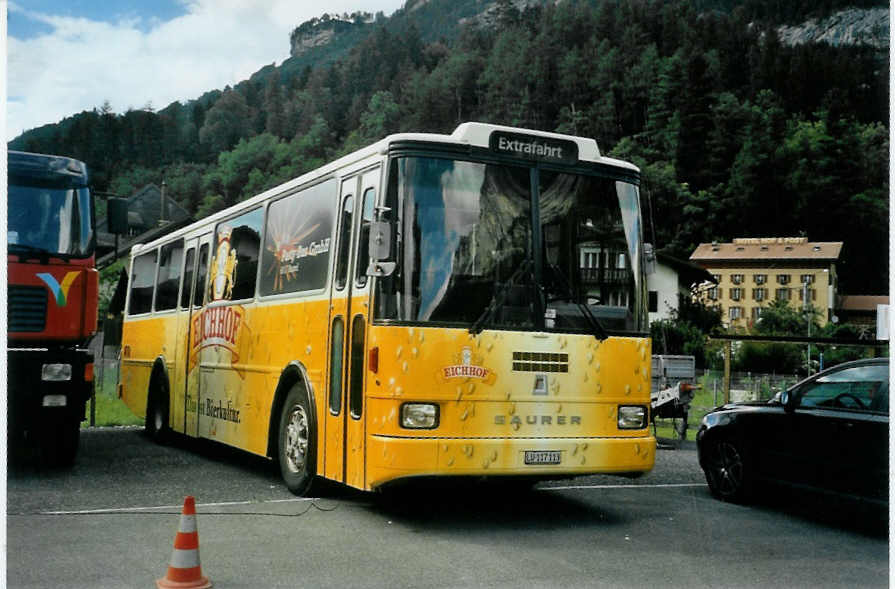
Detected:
[{"left": 119, "top": 123, "right": 656, "bottom": 494}]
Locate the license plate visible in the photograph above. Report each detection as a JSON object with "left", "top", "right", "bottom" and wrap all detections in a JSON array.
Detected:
[{"left": 524, "top": 450, "right": 561, "bottom": 465}]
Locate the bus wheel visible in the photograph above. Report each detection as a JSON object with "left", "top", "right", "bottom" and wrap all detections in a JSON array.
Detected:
[
  {"left": 145, "top": 383, "right": 170, "bottom": 444},
  {"left": 278, "top": 386, "right": 316, "bottom": 496}
]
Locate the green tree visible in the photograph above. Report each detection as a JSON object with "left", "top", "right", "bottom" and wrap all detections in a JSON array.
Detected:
[{"left": 198, "top": 89, "right": 251, "bottom": 153}]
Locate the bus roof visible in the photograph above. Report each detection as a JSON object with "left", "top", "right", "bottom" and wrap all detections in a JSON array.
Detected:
[{"left": 131, "top": 123, "right": 639, "bottom": 255}]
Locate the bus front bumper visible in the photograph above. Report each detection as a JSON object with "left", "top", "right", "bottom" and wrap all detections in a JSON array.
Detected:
[{"left": 366, "top": 434, "right": 656, "bottom": 490}]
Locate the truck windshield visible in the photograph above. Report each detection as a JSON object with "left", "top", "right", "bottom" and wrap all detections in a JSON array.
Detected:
[
  {"left": 8, "top": 184, "right": 94, "bottom": 258},
  {"left": 374, "top": 156, "right": 646, "bottom": 334}
]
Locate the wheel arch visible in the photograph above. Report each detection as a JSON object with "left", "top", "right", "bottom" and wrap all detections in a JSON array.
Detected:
[{"left": 267, "top": 361, "right": 318, "bottom": 459}]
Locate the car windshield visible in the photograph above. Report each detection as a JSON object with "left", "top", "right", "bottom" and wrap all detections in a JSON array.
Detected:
[
  {"left": 8, "top": 183, "right": 93, "bottom": 257},
  {"left": 374, "top": 156, "right": 646, "bottom": 334}
]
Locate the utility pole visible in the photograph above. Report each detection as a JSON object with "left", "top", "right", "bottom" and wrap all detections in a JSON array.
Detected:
[{"left": 804, "top": 280, "right": 811, "bottom": 373}]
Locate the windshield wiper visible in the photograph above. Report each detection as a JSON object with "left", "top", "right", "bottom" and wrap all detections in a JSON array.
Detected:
[
  {"left": 469, "top": 258, "right": 534, "bottom": 335},
  {"left": 546, "top": 262, "right": 608, "bottom": 341}
]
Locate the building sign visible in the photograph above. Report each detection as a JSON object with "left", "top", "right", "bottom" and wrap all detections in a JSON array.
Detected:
[{"left": 490, "top": 131, "right": 578, "bottom": 164}]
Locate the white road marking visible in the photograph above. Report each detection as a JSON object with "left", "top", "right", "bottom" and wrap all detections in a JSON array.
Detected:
[
  {"left": 41, "top": 497, "right": 318, "bottom": 515},
  {"left": 539, "top": 482, "right": 705, "bottom": 491}
]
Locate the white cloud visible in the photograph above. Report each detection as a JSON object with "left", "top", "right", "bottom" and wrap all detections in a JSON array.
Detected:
[{"left": 7, "top": 0, "right": 405, "bottom": 141}]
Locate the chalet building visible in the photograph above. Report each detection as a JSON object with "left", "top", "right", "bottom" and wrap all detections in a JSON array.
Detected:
[
  {"left": 647, "top": 252, "right": 717, "bottom": 323},
  {"left": 689, "top": 237, "right": 843, "bottom": 328},
  {"left": 835, "top": 295, "right": 890, "bottom": 339}
]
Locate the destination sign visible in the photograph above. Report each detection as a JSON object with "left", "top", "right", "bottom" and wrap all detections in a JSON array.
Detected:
[{"left": 489, "top": 131, "right": 578, "bottom": 164}]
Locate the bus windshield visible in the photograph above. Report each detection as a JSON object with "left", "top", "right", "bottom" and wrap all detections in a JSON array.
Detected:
[
  {"left": 7, "top": 183, "right": 94, "bottom": 258},
  {"left": 375, "top": 156, "right": 646, "bottom": 334}
]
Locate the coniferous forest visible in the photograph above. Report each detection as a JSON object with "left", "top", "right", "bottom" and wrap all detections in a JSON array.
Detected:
[{"left": 9, "top": 0, "right": 889, "bottom": 295}]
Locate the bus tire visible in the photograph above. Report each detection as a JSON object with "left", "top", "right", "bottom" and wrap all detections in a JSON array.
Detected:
[
  {"left": 277, "top": 386, "right": 316, "bottom": 496},
  {"left": 145, "top": 379, "right": 170, "bottom": 444}
]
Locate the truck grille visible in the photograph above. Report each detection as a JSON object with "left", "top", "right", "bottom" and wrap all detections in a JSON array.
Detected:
[{"left": 8, "top": 285, "right": 48, "bottom": 332}]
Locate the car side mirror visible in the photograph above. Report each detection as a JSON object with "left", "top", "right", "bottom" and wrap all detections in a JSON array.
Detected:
[{"left": 780, "top": 390, "right": 796, "bottom": 412}]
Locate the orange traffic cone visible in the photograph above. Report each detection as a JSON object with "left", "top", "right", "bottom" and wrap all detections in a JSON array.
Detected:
[{"left": 157, "top": 496, "right": 212, "bottom": 589}]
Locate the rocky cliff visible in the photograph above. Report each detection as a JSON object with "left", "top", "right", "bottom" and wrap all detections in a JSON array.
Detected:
[
  {"left": 289, "top": 12, "right": 374, "bottom": 58},
  {"left": 777, "top": 7, "right": 889, "bottom": 49}
]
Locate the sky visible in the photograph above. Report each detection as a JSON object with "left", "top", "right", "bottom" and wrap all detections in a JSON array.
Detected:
[{"left": 4, "top": 0, "right": 407, "bottom": 141}]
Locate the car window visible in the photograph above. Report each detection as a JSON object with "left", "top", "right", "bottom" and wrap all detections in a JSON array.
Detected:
[{"left": 797, "top": 364, "right": 888, "bottom": 413}]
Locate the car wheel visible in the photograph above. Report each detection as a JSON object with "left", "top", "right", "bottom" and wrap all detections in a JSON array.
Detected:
[
  {"left": 703, "top": 437, "right": 752, "bottom": 503},
  {"left": 278, "top": 386, "right": 316, "bottom": 496}
]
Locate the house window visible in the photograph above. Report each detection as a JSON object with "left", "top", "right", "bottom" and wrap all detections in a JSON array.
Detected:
[
  {"left": 729, "top": 306, "right": 742, "bottom": 320},
  {"left": 751, "top": 307, "right": 763, "bottom": 320},
  {"left": 775, "top": 288, "right": 791, "bottom": 301},
  {"left": 730, "top": 288, "right": 743, "bottom": 301},
  {"left": 753, "top": 274, "right": 767, "bottom": 285},
  {"left": 776, "top": 274, "right": 791, "bottom": 285},
  {"left": 801, "top": 274, "right": 814, "bottom": 284},
  {"left": 731, "top": 274, "right": 744, "bottom": 285},
  {"left": 707, "top": 287, "right": 719, "bottom": 300},
  {"left": 648, "top": 291, "right": 658, "bottom": 313},
  {"left": 798, "top": 288, "right": 817, "bottom": 302},
  {"left": 752, "top": 288, "right": 766, "bottom": 302}
]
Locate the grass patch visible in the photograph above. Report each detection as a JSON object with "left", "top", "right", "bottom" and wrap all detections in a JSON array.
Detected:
[
  {"left": 83, "top": 372, "right": 143, "bottom": 428},
  {"left": 83, "top": 394, "right": 143, "bottom": 428}
]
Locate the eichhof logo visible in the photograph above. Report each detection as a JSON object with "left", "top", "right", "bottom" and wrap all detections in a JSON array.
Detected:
[
  {"left": 439, "top": 346, "right": 496, "bottom": 384},
  {"left": 37, "top": 271, "right": 80, "bottom": 306}
]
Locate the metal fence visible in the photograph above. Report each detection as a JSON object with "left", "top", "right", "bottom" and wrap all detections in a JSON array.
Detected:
[{"left": 698, "top": 369, "right": 801, "bottom": 405}]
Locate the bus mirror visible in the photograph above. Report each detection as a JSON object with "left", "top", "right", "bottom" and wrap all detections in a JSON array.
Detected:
[
  {"left": 643, "top": 243, "right": 657, "bottom": 275},
  {"left": 369, "top": 220, "right": 391, "bottom": 260}
]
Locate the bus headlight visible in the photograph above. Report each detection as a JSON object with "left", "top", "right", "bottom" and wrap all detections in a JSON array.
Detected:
[
  {"left": 401, "top": 403, "right": 439, "bottom": 429},
  {"left": 618, "top": 405, "right": 647, "bottom": 429},
  {"left": 42, "top": 363, "right": 72, "bottom": 382}
]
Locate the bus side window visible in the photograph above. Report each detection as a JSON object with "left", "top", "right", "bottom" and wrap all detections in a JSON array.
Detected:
[
  {"left": 335, "top": 195, "right": 353, "bottom": 291},
  {"left": 180, "top": 247, "right": 196, "bottom": 309},
  {"left": 355, "top": 187, "right": 375, "bottom": 287},
  {"left": 128, "top": 249, "right": 157, "bottom": 315},
  {"left": 155, "top": 240, "right": 184, "bottom": 311},
  {"left": 194, "top": 243, "right": 209, "bottom": 307}
]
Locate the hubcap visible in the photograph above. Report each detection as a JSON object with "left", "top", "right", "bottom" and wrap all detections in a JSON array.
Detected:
[
  {"left": 284, "top": 404, "right": 309, "bottom": 474},
  {"left": 711, "top": 441, "right": 743, "bottom": 497}
]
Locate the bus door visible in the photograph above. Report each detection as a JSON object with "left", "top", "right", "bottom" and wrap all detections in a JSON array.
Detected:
[
  {"left": 169, "top": 237, "right": 198, "bottom": 435},
  {"left": 325, "top": 168, "right": 378, "bottom": 488},
  {"left": 184, "top": 234, "right": 212, "bottom": 437}
]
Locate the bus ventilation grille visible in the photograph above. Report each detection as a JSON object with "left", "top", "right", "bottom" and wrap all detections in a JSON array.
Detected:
[
  {"left": 8, "top": 285, "right": 48, "bottom": 332},
  {"left": 512, "top": 352, "right": 569, "bottom": 373}
]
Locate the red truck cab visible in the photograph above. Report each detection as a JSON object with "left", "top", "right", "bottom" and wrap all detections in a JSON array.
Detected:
[{"left": 7, "top": 150, "right": 98, "bottom": 466}]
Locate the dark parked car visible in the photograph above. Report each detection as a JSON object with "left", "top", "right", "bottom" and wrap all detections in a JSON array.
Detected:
[{"left": 697, "top": 358, "right": 888, "bottom": 505}]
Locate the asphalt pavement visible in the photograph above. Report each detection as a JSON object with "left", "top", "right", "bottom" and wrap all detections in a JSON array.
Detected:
[{"left": 6, "top": 427, "right": 889, "bottom": 588}]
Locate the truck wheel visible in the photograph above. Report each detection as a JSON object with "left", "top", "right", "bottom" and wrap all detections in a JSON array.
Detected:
[
  {"left": 145, "top": 384, "right": 170, "bottom": 444},
  {"left": 277, "top": 386, "right": 316, "bottom": 496},
  {"left": 40, "top": 417, "right": 80, "bottom": 468}
]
